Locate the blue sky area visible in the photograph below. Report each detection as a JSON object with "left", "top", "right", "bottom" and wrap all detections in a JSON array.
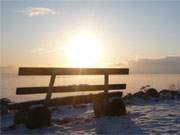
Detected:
[{"left": 1, "top": 1, "right": 180, "bottom": 68}]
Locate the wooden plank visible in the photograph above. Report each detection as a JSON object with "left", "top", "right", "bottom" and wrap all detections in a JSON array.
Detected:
[
  {"left": 16, "top": 84, "right": 126, "bottom": 95},
  {"left": 9, "top": 92, "right": 123, "bottom": 110},
  {"left": 104, "top": 74, "right": 109, "bottom": 94},
  {"left": 9, "top": 94, "right": 94, "bottom": 110},
  {"left": 104, "top": 74, "right": 109, "bottom": 107},
  {"left": 19, "top": 67, "right": 129, "bottom": 75},
  {"left": 44, "top": 73, "right": 56, "bottom": 106}
]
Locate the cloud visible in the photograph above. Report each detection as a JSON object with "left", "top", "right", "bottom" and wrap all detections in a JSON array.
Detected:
[
  {"left": 30, "top": 46, "right": 64, "bottom": 55},
  {"left": 18, "top": 7, "right": 56, "bottom": 17},
  {"left": 128, "top": 56, "right": 180, "bottom": 74},
  {"left": 113, "top": 56, "right": 180, "bottom": 74}
]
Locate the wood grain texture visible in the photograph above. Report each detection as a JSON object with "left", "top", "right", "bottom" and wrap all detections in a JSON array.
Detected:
[
  {"left": 19, "top": 67, "right": 129, "bottom": 75},
  {"left": 16, "top": 84, "right": 126, "bottom": 95}
]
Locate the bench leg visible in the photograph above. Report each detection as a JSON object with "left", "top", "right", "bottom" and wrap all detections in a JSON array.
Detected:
[{"left": 44, "top": 73, "right": 56, "bottom": 106}]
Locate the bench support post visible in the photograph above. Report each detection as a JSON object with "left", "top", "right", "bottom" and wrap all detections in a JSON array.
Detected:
[
  {"left": 104, "top": 74, "right": 109, "bottom": 106},
  {"left": 44, "top": 73, "right": 56, "bottom": 106},
  {"left": 104, "top": 74, "right": 109, "bottom": 95}
]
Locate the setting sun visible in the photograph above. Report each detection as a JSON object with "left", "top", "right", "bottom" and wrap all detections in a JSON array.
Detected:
[
  {"left": 2, "top": 1, "right": 180, "bottom": 134},
  {"left": 64, "top": 34, "right": 102, "bottom": 67}
]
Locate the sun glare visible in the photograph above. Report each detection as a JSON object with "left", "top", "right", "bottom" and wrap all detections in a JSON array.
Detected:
[{"left": 65, "top": 34, "right": 102, "bottom": 67}]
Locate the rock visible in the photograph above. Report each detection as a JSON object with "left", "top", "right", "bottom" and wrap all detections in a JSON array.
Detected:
[
  {"left": 93, "top": 92, "right": 126, "bottom": 117},
  {"left": 13, "top": 105, "right": 51, "bottom": 129},
  {"left": 14, "top": 109, "right": 28, "bottom": 125},
  {"left": 107, "top": 97, "right": 127, "bottom": 116},
  {"left": 25, "top": 105, "right": 51, "bottom": 129},
  {"left": 0, "top": 98, "right": 11, "bottom": 116},
  {"left": 123, "top": 93, "right": 134, "bottom": 105},
  {"left": 133, "top": 91, "right": 146, "bottom": 99},
  {"left": 145, "top": 88, "right": 159, "bottom": 98},
  {"left": 159, "top": 89, "right": 180, "bottom": 99},
  {"left": 93, "top": 93, "right": 107, "bottom": 117},
  {"left": 123, "top": 93, "right": 133, "bottom": 100},
  {"left": 159, "top": 89, "right": 173, "bottom": 99}
]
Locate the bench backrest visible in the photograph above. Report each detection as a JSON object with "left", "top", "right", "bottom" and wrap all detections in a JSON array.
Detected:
[{"left": 17, "top": 67, "right": 129, "bottom": 106}]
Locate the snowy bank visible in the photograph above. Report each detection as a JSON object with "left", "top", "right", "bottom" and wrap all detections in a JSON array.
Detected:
[{"left": 1, "top": 99, "right": 180, "bottom": 134}]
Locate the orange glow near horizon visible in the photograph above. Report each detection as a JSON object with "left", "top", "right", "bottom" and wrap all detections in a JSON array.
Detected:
[{"left": 64, "top": 33, "right": 102, "bottom": 67}]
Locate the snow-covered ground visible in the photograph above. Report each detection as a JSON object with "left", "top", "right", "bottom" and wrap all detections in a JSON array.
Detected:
[{"left": 1, "top": 99, "right": 180, "bottom": 135}]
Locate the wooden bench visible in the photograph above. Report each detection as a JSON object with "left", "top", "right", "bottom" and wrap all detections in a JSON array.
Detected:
[
  {"left": 16, "top": 67, "right": 129, "bottom": 106},
  {"left": 10, "top": 67, "right": 129, "bottom": 128}
]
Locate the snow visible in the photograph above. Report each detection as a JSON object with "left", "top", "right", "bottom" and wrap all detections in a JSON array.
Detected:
[{"left": 1, "top": 100, "right": 180, "bottom": 135}]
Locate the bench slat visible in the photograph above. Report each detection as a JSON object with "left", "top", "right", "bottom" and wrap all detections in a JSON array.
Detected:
[
  {"left": 16, "top": 84, "right": 126, "bottom": 95},
  {"left": 19, "top": 67, "right": 129, "bottom": 75},
  {"left": 9, "top": 92, "right": 123, "bottom": 110}
]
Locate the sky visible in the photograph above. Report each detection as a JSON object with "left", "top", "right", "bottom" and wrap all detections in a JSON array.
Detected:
[{"left": 1, "top": 1, "right": 180, "bottom": 69}]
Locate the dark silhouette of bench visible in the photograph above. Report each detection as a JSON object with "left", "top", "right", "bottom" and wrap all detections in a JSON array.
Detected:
[
  {"left": 16, "top": 67, "right": 129, "bottom": 106},
  {"left": 9, "top": 67, "right": 129, "bottom": 129}
]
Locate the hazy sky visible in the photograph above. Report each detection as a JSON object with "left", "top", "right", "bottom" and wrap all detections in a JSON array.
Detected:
[{"left": 1, "top": 1, "right": 180, "bottom": 67}]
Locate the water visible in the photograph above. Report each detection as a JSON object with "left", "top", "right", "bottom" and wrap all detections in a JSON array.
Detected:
[{"left": 1, "top": 73, "right": 180, "bottom": 102}]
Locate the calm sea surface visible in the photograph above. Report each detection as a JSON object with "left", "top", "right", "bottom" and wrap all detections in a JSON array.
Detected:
[{"left": 1, "top": 74, "right": 180, "bottom": 102}]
